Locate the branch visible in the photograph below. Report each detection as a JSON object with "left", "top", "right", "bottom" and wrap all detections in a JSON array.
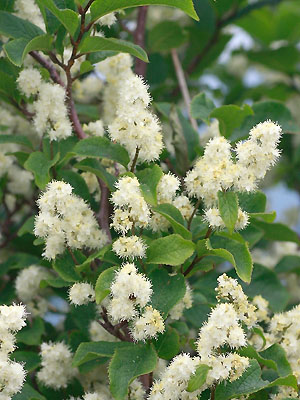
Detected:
[
  {"left": 130, "top": 147, "right": 140, "bottom": 172},
  {"left": 171, "top": 48, "right": 198, "bottom": 131},
  {"left": 30, "top": 51, "right": 65, "bottom": 87},
  {"left": 134, "top": 6, "right": 148, "bottom": 76}
]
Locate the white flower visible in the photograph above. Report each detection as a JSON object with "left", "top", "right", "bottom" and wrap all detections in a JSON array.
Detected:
[
  {"left": 131, "top": 306, "right": 165, "bottom": 341},
  {"left": 98, "top": 12, "right": 117, "bottom": 27},
  {"left": 108, "top": 263, "right": 152, "bottom": 323},
  {"left": 83, "top": 120, "right": 104, "bottom": 137},
  {"left": 0, "top": 304, "right": 26, "bottom": 332},
  {"left": 69, "top": 283, "right": 95, "bottom": 306},
  {"left": 37, "top": 342, "right": 77, "bottom": 389},
  {"left": 169, "top": 283, "right": 193, "bottom": 320},
  {"left": 15, "top": 265, "right": 51, "bottom": 303},
  {"left": 34, "top": 180, "right": 109, "bottom": 259},
  {"left": 17, "top": 68, "right": 42, "bottom": 97},
  {"left": 112, "top": 235, "right": 147, "bottom": 259}
]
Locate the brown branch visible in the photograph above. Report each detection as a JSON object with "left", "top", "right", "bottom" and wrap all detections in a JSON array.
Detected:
[
  {"left": 171, "top": 48, "right": 198, "bottom": 131},
  {"left": 30, "top": 51, "right": 65, "bottom": 87},
  {"left": 97, "top": 178, "right": 112, "bottom": 242},
  {"left": 187, "top": 198, "right": 202, "bottom": 231},
  {"left": 183, "top": 227, "right": 212, "bottom": 276},
  {"left": 130, "top": 147, "right": 140, "bottom": 173},
  {"left": 134, "top": 6, "right": 148, "bottom": 76}
]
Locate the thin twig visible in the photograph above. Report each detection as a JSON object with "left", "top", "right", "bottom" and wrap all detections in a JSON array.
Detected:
[
  {"left": 134, "top": 6, "right": 148, "bottom": 76},
  {"left": 171, "top": 48, "right": 198, "bottom": 131},
  {"left": 130, "top": 147, "right": 140, "bottom": 173},
  {"left": 187, "top": 198, "right": 202, "bottom": 231},
  {"left": 67, "top": 247, "right": 79, "bottom": 265},
  {"left": 183, "top": 227, "right": 212, "bottom": 276},
  {"left": 30, "top": 51, "right": 65, "bottom": 87}
]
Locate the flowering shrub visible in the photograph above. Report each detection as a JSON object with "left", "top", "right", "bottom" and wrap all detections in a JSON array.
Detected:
[{"left": 1, "top": 1, "right": 300, "bottom": 400}]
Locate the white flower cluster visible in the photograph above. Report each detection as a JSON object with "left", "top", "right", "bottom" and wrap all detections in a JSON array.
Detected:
[
  {"left": 96, "top": 53, "right": 133, "bottom": 124},
  {"left": 267, "top": 305, "right": 300, "bottom": 383},
  {"left": 15, "top": 265, "right": 52, "bottom": 316},
  {"left": 83, "top": 120, "right": 105, "bottom": 137},
  {"left": 185, "top": 121, "right": 282, "bottom": 230},
  {"left": 108, "top": 74, "right": 163, "bottom": 163},
  {"left": 69, "top": 282, "right": 95, "bottom": 306},
  {"left": 216, "top": 274, "right": 257, "bottom": 327},
  {"left": 111, "top": 176, "right": 149, "bottom": 259},
  {"left": 37, "top": 342, "right": 77, "bottom": 389},
  {"left": 17, "top": 68, "right": 73, "bottom": 141},
  {"left": 0, "top": 304, "right": 27, "bottom": 399},
  {"left": 107, "top": 263, "right": 164, "bottom": 341},
  {"left": 150, "top": 274, "right": 252, "bottom": 399},
  {"left": 150, "top": 173, "right": 193, "bottom": 232},
  {"left": 149, "top": 353, "right": 200, "bottom": 400},
  {"left": 34, "top": 180, "right": 108, "bottom": 259},
  {"left": 197, "top": 302, "right": 249, "bottom": 385},
  {"left": 169, "top": 282, "right": 193, "bottom": 320}
]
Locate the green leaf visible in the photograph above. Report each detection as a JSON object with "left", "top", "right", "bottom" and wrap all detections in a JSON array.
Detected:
[
  {"left": 153, "top": 203, "right": 192, "bottom": 240},
  {"left": 210, "top": 234, "right": 253, "bottom": 283},
  {"left": 18, "top": 216, "right": 35, "bottom": 237},
  {"left": 148, "top": 21, "right": 187, "bottom": 51},
  {"left": 12, "top": 351, "right": 41, "bottom": 372},
  {"left": 16, "top": 317, "right": 45, "bottom": 346},
  {"left": 260, "top": 344, "right": 292, "bottom": 377},
  {"left": 24, "top": 151, "right": 60, "bottom": 189},
  {"left": 53, "top": 251, "right": 81, "bottom": 282},
  {"left": 72, "top": 341, "right": 127, "bottom": 367},
  {"left": 218, "top": 191, "right": 238, "bottom": 234},
  {"left": 232, "top": 101, "right": 298, "bottom": 141},
  {"left": 40, "top": 276, "right": 70, "bottom": 288},
  {"left": 4, "top": 34, "right": 52, "bottom": 67},
  {"left": 215, "top": 360, "right": 297, "bottom": 400},
  {"left": 238, "top": 191, "right": 266, "bottom": 213},
  {"left": 109, "top": 343, "right": 157, "bottom": 400},
  {"left": 13, "top": 383, "right": 46, "bottom": 400},
  {"left": 149, "top": 268, "right": 186, "bottom": 317},
  {"left": 247, "top": 46, "right": 300, "bottom": 75},
  {"left": 71, "top": 136, "right": 130, "bottom": 168},
  {"left": 38, "top": 0, "right": 79, "bottom": 36},
  {"left": 250, "top": 211, "right": 276, "bottom": 223},
  {"left": 136, "top": 164, "right": 163, "bottom": 206},
  {"left": 190, "top": 92, "right": 215, "bottom": 124},
  {"left": 252, "top": 221, "right": 300, "bottom": 244},
  {"left": 146, "top": 234, "right": 195, "bottom": 266},
  {"left": 79, "top": 60, "right": 94, "bottom": 75},
  {"left": 95, "top": 267, "right": 116, "bottom": 304},
  {"left": 187, "top": 364, "right": 210, "bottom": 392},
  {"left": 79, "top": 36, "right": 148, "bottom": 62},
  {"left": 0, "top": 11, "right": 44, "bottom": 39},
  {"left": 90, "top": 0, "right": 199, "bottom": 22},
  {"left": 202, "top": 238, "right": 236, "bottom": 267},
  {"left": 74, "top": 158, "right": 117, "bottom": 192},
  {"left": 210, "top": 104, "right": 253, "bottom": 138},
  {"left": 0, "top": 134, "right": 33, "bottom": 149},
  {"left": 153, "top": 327, "right": 180, "bottom": 360},
  {"left": 274, "top": 255, "right": 300, "bottom": 274},
  {"left": 241, "top": 264, "right": 289, "bottom": 313}
]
